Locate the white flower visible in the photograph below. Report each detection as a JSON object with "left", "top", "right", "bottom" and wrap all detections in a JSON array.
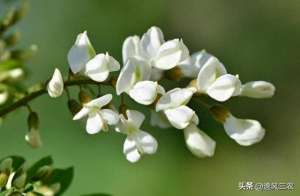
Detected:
[
  {"left": 85, "top": 53, "right": 120, "bottom": 82},
  {"left": 156, "top": 87, "right": 198, "bottom": 129},
  {"left": 223, "top": 114, "right": 266, "bottom": 146},
  {"left": 122, "top": 26, "right": 189, "bottom": 71},
  {"left": 150, "top": 110, "right": 171, "bottom": 129},
  {"left": 184, "top": 123, "right": 216, "bottom": 158},
  {"left": 240, "top": 81, "right": 275, "bottom": 98},
  {"left": 73, "top": 94, "right": 119, "bottom": 134},
  {"left": 47, "top": 68, "right": 64, "bottom": 98},
  {"left": 25, "top": 129, "right": 42, "bottom": 149},
  {"left": 116, "top": 58, "right": 164, "bottom": 105},
  {"left": 0, "top": 90, "right": 8, "bottom": 105},
  {"left": 196, "top": 56, "right": 241, "bottom": 102},
  {"left": 115, "top": 110, "right": 158, "bottom": 163},
  {"left": 67, "top": 31, "right": 96, "bottom": 74},
  {"left": 179, "top": 50, "right": 212, "bottom": 78}
]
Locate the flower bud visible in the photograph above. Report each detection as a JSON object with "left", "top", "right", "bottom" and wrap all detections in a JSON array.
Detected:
[
  {"left": 26, "top": 112, "right": 42, "bottom": 148},
  {"left": 25, "top": 129, "right": 42, "bottom": 149},
  {"left": 0, "top": 172, "right": 9, "bottom": 189},
  {"left": 12, "top": 172, "right": 27, "bottom": 189},
  {"left": 47, "top": 68, "right": 64, "bottom": 98},
  {"left": 68, "top": 99, "right": 82, "bottom": 116},
  {"left": 0, "top": 90, "right": 9, "bottom": 105},
  {"left": 240, "top": 81, "right": 275, "bottom": 98},
  {"left": 0, "top": 158, "right": 13, "bottom": 175},
  {"left": 34, "top": 165, "right": 53, "bottom": 181}
]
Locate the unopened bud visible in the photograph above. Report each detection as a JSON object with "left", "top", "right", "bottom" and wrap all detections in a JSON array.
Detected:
[
  {"left": 0, "top": 172, "right": 8, "bottom": 188},
  {"left": 34, "top": 165, "right": 53, "bottom": 181},
  {"left": 79, "top": 90, "right": 91, "bottom": 104},
  {"left": 68, "top": 99, "right": 82, "bottom": 116},
  {"left": 210, "top": 105, "right": 230, "bottom": 123},
  {"left": 12, "top": 172, "right": 27, "bottom": 189},
  {"left": 0, "top": 158, "right": 13, "bottom": 173}
]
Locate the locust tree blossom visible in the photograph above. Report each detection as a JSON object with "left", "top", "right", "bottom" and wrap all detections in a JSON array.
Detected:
[
  {"left": 156, "top": 87, "right": 198, "bottom": 129},
  {"left": 116, "top": 58, "right": 165, "bottom": 105},
  {"left": 196, "top": 56, "right": 241, "bottom": 102},
  {"left": 184, "top": 123, "right": 216, "bottom": 158},
  {"left": 73, "top": 94, "right": 119, "bottom": 134},
  {"left": 68, "top": 31, "right": 120, "bottom": 82},
  {"left": 47, "top": 68, "right": 64, "bottom": 98},
  {"left": 210, "top": 106, "right": 265, "bottom": 146},
  {"left": 178, "top": 50, "right": 212, "bottom": 78},
  {"left": 122, "top": 26, "right": 189, "bottom": 71},
  {"left": 115, "top": 110, "right": 158, "bottom": 163}
]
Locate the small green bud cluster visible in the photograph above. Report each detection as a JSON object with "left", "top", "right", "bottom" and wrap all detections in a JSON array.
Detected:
[{"left": 0, "top": 156, "right": 73, "bottom": 196}]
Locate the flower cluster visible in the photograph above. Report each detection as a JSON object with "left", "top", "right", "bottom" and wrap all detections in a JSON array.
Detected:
[{"left": 45, "top": 26, "right": 275, "bottom": 163}]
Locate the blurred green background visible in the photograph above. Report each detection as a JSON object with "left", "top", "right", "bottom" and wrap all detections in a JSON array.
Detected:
[{"left": 1, "top": 0, "right": 300, "bottom": 195}]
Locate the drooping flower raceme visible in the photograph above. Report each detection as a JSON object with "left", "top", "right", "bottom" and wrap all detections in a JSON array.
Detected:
[
  {"left": 156, "top": 87, "right": 198, "bottom": 129},
  {"left": 73, "top": 94, "right": 119, "bottom": 134},
  {"left": 47, "top": 68, "right": 64, "bottom": 98},
  {"left": 68, "top": 31, "right": 120, "bottom": 82},
  {"left": 115, "top": 110, "right": 158, "bottom": 163}
]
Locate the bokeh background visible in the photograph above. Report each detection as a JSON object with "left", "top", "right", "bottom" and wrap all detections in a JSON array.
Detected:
[{"left": 1, "top": 0, "right": 300, "bottom": 195}]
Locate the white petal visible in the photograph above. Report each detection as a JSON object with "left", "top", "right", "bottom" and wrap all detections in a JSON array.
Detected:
[
  {"left": 73, "top": 107, "right": 89, "bottom": 120},
  {"left": 85, "top": 94, "right": 112, "bottom": 108},
  {"left": 179, "top": 50, "right": 212, "bottom": 78},
  {"left": 224, "top": 114, "right": 266, "bottom": 146},
  {"left": 105, "top": 53, "right": 120, "bottom": 71},
  {"left": 47, "top": 68, "right": 64, "bottom": 98},
  {"left": 126, "top": 110, "right": 145, "bottom": 128},
  {"left": 154, "top": 39, "right": 189, "bottom": 70},
  {"left": 86, "top": 113, "right": 103, "bottom": 134},
  {"left": 164, "top": 105, "right": 196, "bottom": 129},
  {"left": 155, "top": 88, "right": 195, "bottom": 111},
  {"left": 240, "top": 81, "right": 275, "bottom": 98},
  {"left": 196, "top": 56, "right": 227, "bottom": 92},
  {"left": 67, "top": 31, "right": 95, "bottom": 73},
  {"left": 134, "top": 131, "right": 158, "bottom": 154},
  {"left": 141, "top": 26, "right": 164, "bottom": 58},
  {"left": 207, "top": 74, "right": 241, "bottom": 102},
  {"left": 184, "top": 124, "right": 216, "bottom": 158},
  {"left": 116, "top": 58, "right": 151, "bottom": 95},
  {"left": 150, "top": 110, "right": 171, "bottom": 129},
  {"left": 122, "top": 36, "right": 141, "bottom": 63},
  {"left": 129, "top": 81, "right": 159, "bottom": 105},
  {"left": 123, "top": 136, "right": 141, "bottom": 163},
  {"left": 100, "top": 109, "right": 119, "bottom": 125},
  {"left": 85, "top": 54, "right": 109, "bottom": 82},
  {"left": 116, "top": 60, "right": 136, "bottom": 95}
]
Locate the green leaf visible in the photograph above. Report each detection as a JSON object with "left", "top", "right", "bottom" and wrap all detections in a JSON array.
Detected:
[
  {"left": 48, "top": 167, "right": 74, "bottom": 195},
  {"left": 26, "top": 156, "right": 53, "bottom": 181}
]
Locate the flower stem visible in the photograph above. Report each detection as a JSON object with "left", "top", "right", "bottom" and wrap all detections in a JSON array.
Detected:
[{"left": 0, "top": 78, "right": 111, "bottom": 117}]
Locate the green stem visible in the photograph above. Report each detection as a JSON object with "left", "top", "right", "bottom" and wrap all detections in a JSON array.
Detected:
[{"left": 0, "top": 78, "right": 111, "bottom": 117}]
